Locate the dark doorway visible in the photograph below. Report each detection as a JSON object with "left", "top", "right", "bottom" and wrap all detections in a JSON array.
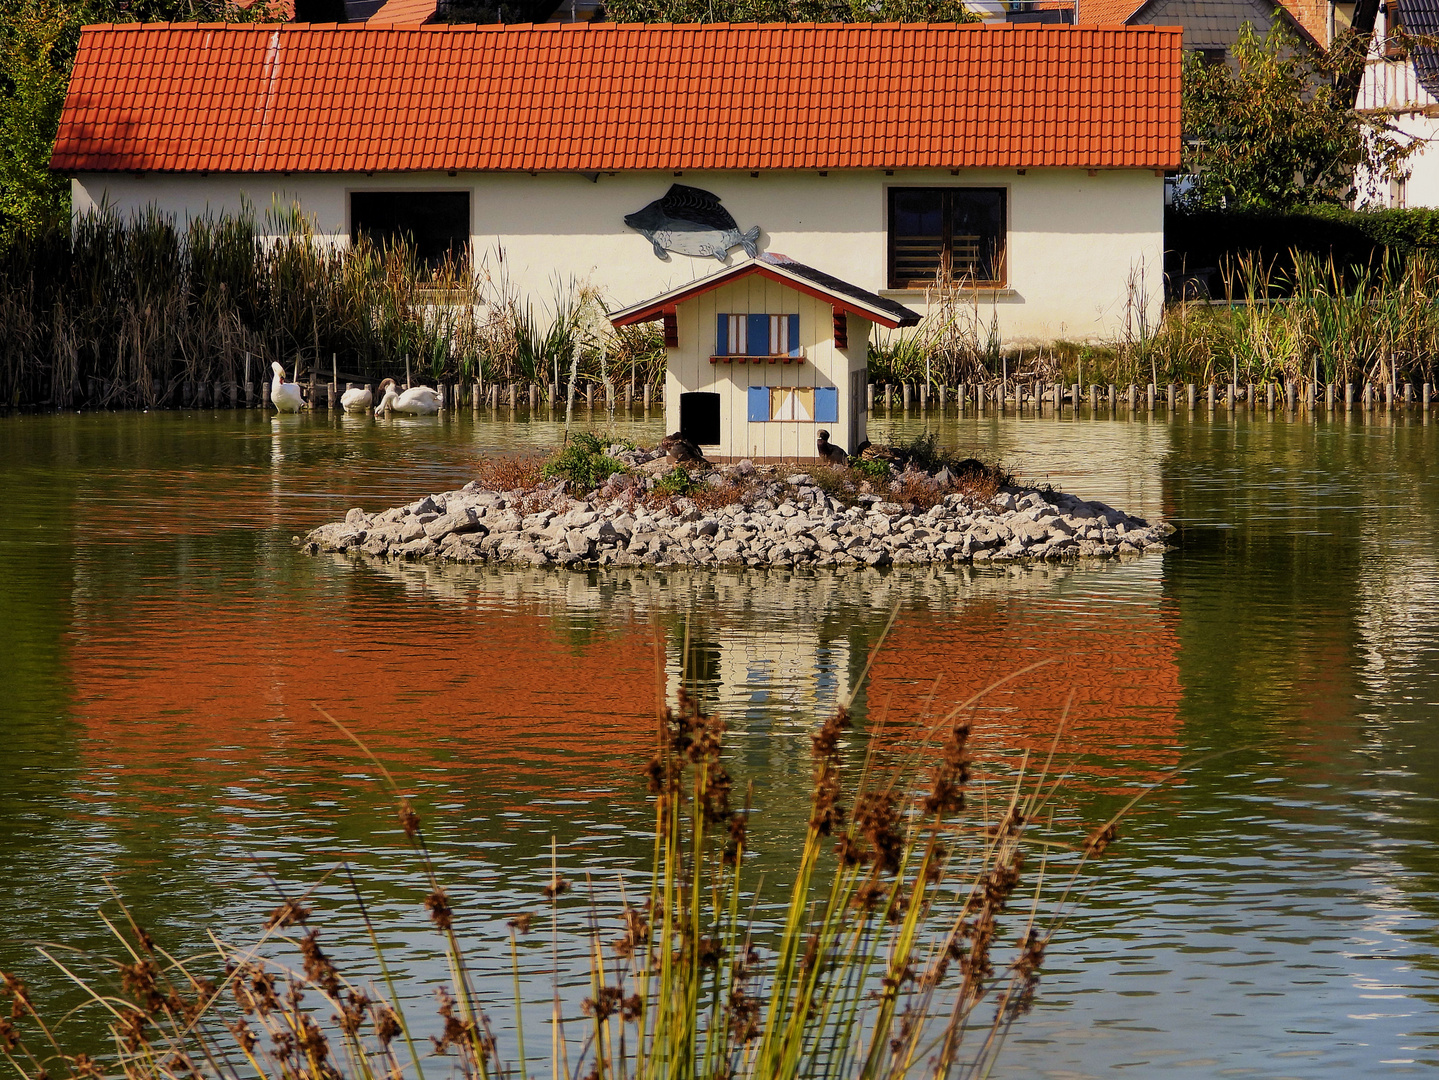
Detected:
[
  {"left": 350, "top": 191, "right": 470, "bottom": 268},
  {"left": 679, "top": 392, "right": 721, "bottom": 446}
]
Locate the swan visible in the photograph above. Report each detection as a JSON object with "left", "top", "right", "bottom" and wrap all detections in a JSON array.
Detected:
[
  {"left": 339, "top": 384, "right": 373, "bottom": 413},
  {"left": 374, "top": 378, "right": 442, "bottom": 416},
  {"left": 270, "top": 362, "right": 304, "bottom": 413}
]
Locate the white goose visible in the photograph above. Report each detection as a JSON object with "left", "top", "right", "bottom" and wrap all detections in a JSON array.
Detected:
[
  {"left": 270, "top": 362, "right": 304, "bottom": 413},
  {"left": 339, "top": 384, "right": 374, "bottom": 413},
  {"left": 374, "top": 378, "right": 442, "bottom": 416}
]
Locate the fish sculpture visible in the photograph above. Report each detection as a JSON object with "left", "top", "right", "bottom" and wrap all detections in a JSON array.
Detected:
[{"left": 624, "top": 185, "right": 761, "bottom": 262}]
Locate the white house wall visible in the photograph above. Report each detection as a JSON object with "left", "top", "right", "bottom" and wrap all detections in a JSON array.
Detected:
[
  {"left": 1355, "top": 13, "right": 1439, "bottom": 208},
  {"left": 72, "top": 168, "right": 1164, "bottom": 345}
]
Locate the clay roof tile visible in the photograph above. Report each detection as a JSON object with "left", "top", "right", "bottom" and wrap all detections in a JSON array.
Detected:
[{"left": 52, "top": 22, "right": 1181, "bottom": 175}]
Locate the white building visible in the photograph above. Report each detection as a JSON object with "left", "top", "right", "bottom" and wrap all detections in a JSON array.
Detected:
[
  {"left": 52, "top": 21, "right": 1180, "bottom": 346},
  {"left": 1357, "top": 0, "right": 1439, "bottom": 207}
]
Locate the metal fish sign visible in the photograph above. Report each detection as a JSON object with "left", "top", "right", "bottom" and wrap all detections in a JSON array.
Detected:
[{"left": 624, "top": 185, "right": 761, "bottom": 262}]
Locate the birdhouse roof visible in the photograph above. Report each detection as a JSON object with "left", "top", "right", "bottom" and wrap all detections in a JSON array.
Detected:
[{"left": 608, "top": 254, "right": 921, "bottom": 329}]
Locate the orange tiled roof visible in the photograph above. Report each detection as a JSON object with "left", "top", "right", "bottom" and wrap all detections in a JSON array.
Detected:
[
  {"left": 1076, "top": 0, "right": 1145, "bottom": 25},
  {"left": 367, "top": 0, "right": 439, "bottom": 22},
  {"left": 51, "top": 22, "right": 1182, "bottom": 175}
]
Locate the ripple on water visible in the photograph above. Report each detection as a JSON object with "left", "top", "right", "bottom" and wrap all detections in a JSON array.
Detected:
[{"left": 1, "top": 409, "right": 1438, "bottom": 1076}]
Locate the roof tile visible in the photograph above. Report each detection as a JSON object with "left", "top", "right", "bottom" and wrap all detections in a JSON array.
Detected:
[{"left": 53, "top": 22, "right": 1180, "bottom": 174}]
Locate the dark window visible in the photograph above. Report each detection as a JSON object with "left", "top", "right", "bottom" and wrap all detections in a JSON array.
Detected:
[
  {"left": 1385, "top": 2, "right": 1408, "bottom": 58},
  {"left": 1008, "top": 7, "right": 1073, "bottom": 23},
  {"left": 350, "top": 191, "right": 470, "bottom": 268},
  {"left": 679, "top": 392, "right": 722, "bottom": 446},
  {"left": 887, "top": 188, "right": 1006, "bottom": 290},
  {"left": 1199, "top": 47, "right": 1227, "bottom": 65}
]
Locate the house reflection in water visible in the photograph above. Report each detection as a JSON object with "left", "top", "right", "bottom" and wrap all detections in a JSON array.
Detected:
[{"left": 67, "top": 554, "right": 1182, "bottom": 826}]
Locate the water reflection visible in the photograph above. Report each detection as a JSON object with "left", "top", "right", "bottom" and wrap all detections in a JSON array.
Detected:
[{"left": 1, "top": 408, "right": 1438, "bottom": 1077}]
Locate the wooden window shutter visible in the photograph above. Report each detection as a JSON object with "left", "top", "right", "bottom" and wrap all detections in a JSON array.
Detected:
[
  {"left": 788, "top": 314, "right": 800, "bottom": 357},
  {"left": 715, "top": 313, "right": 728, "bottom": 356},
  {"left": 815, "top": 387, "right": 838, "bottom": 423},
  {"left": 747, "top": 385, "right": 769, "bottom": 422},
  {"left": 832, "top": 310, "right": 848, "bottom": 349},
  {"left": 746, "top": 314, "right": 769, "bottom": 357},
  {"left": 663, "top": 308, "right": 678, "bottom": 348}
]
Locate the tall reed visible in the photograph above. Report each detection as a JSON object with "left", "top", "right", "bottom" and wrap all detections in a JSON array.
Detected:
[
  {"left": 0, "top": 654, "right": 1148, "bottom": 1080},
  {"left": 0, "top": 208, "right": 665, "bottom": 409}
]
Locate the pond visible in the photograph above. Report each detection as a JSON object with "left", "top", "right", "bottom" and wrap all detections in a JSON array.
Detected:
[{"left": 2, "top": 405, "right": 1438, "bottom": 1078}]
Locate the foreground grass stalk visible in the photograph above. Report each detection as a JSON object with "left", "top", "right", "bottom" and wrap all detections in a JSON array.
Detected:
[{"left": 0, "top": 644, "right": 1178, "bottom": 1080}]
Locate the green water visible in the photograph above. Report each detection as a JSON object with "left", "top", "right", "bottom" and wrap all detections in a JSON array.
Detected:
[{"left": 2, "top": 406, "right": 1438, "bottom": 1078}]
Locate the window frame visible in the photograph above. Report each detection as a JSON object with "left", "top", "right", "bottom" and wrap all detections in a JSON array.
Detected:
[
  {"left": 885, "top": 186, "right": 1009, "bottom": 291},
  {"left": 746, "top": 385, "right": 838, "bottom": 423},
  {"left": 716, "top": 312, "right": 802, "bottom": 358}
]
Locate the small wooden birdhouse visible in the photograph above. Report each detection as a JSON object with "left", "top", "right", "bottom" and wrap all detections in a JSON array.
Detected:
[{"left": 610, "top": 254, "right": 919, "bottom": 461}]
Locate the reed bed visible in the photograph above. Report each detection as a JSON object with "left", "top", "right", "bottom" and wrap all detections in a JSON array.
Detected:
[
  {"left": 0, "top": 209, "right": 664, "bottom": 410},
  {"left": 0, "top": 650, "right": 1150, "bottom": 1080},
  {"left": 871, "top": 252, "right": 1439, "bottom": 396}
]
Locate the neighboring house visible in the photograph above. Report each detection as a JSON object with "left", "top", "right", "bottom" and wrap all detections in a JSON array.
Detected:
[
  {"left": 1356, "top": 0, "right": 1439, "bottom": 206},
  {"left": 50, "top": 22, "right": 1179, "bottom": 345},
  {"left": 1080, "top": 0, "right": 1331, "bottom": 54},
  {"left": 610, "top": 253, "right": 919, "bottom": 458}
]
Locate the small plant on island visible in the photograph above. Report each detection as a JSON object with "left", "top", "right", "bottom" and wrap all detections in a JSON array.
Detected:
[{"left": 540, "top": 430, "right": 627, "bottom": 491}]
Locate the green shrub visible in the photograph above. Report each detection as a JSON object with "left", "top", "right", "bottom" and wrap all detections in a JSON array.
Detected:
[
  {"left": 653, "top": 466, "right": 698, "bottom": 497},
  {"left": 849, "top": 457, "right": 891, "bottom": 483},
  {"left": 542, "top": 431, "right": 625, "bottom": 490},
  {"left": 1166, "top": 205, "right": 1439, "bottom": 295}
]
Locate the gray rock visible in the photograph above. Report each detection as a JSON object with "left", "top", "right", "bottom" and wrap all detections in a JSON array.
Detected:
[
  {"left": 424, "top": 507, "right": 482, "bottom": 540},
  {"left": 400, "top": 520, "right": 427, "bottom": 542},
  {"left": 395, "top": 537, "right": 437, "bottom": 559},
  {"left": 566, "top": 510, "right": 598, "bottom": 529},
  {"left": 583, "top": 519, "right": 617, "bottom": 542},
  {"left": 565, "top": 530, "right": 592, "bottom": 556},
  {"left": 490, "top": 511, "right": 523, "bottom": 533}
]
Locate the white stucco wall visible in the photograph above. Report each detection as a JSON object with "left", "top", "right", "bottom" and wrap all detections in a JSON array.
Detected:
[
  {"left": 72, "top": 167, "right": 1164, "bottom": 345},
  {"left": 1354, "top": 17, "right": 1439, "bottom": 209}
]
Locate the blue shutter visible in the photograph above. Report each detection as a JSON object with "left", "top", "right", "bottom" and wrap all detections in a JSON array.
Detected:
[
  {"left": 716, "top": 313, "right": 729, "bottom": 356},
  {"left": 748, "top": 385, "right": 769, "bottom": 422},
  {"left": 815, "top": 386, "right": 838, "bottom": 423},
  {"left": 788, "top": 314, "right": 800, "bottom": 357},
  {"left": 747, "top": 313, "right": 769, "bottom": 356}
]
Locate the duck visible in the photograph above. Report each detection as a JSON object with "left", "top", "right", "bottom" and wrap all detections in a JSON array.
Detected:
[
  {"left": 339, "top": 384, "right": 373, "bottom": 413},
  {"left": 816, "top": 429, "right": 848, "bottom": 464},
  {"left": 270, "top": 362, "right": 304, "bottom": 413},
  {"left": 658, "top": 431, "right": 707, "bottom": 466},
  {"left": 374, "top": 378, "right": 442, "bottom": 416}
]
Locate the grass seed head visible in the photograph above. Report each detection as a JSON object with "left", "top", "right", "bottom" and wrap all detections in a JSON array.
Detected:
[
  {"left": 264, "top": 900, "right": 312, "bottom": 930},
  {"left": 424, "top": 889, "right": 454, "bottom": 932}
]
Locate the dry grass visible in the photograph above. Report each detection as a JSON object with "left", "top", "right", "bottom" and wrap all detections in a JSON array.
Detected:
[{"left": 473, "top": 455, "right": 545, "bottom": 494}]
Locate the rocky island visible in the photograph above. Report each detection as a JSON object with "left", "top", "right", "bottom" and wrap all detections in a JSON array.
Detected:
[{"left": 298, "top": 436, "right": 1174, "bottom": 571}]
